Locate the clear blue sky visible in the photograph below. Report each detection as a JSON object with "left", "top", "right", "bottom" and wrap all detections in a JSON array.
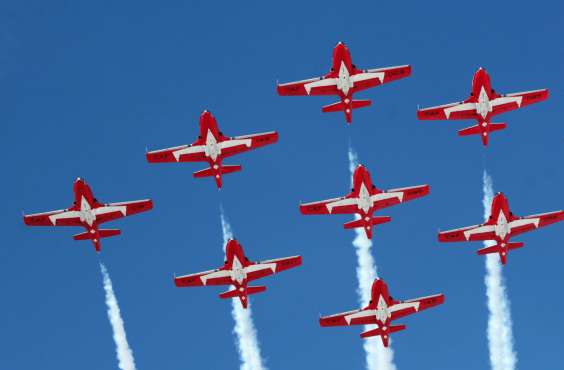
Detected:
[{"left": 1, "top": 1, "right": 563, "bottom": 369}]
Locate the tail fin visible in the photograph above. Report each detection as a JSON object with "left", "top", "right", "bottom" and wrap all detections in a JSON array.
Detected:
[
  {"left": 221, "top": 165, "right": 243, "bottom": 175},
  {"left": 352, "top": 100, "right": 371, "bottom": 109},
  {"left": 74, "top": 229, "right": 120, "bottom": 241},
  {"left": 322, "top": 101, "right": 345, "bottom": 113},
  {"left": 458, "top": 124, "right": 481, "bottom": 136},
  {"left": 477, "top": 242, "right": 524, "bottom": 255},
  {"left": 193, "top": 165, "right": 242, "bottom": 178},
  {"left": 360, "top": 325, "right": 406, "bottom": 347}
]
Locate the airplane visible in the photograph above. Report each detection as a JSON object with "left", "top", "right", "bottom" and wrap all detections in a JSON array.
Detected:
[
  {"left": 319, "top": 278, "right": 444, "bottom": 347},
  {"left": 174, "top": 238, "right": 302, "bottom": 308},
  {"left": 277, "top": 42, "right": 411, "bottom": 123},
  {"left": 299, "top": 164, "right": 429, "bottom": 239},
  {"left": 146, "top": 111, "right": 278, "bottom": 188},
  {"left": 23, "top": 178, "right": 153, "bottom": 252},
  {"left": 417, "top": 67, "right": 548, "bottom": 146},
  {"left": 438, "top": 192, "right": 563, "bottom": 264}
]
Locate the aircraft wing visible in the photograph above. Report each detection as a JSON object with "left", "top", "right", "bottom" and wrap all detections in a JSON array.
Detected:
[
  {"left": 94, "top": 200, "right": 153, "bottom": 224},
  {"left": 352, "top": 65, "right": 411, "bottom": 93},
  {"left": 390, "top": 294, "right": 444, "bottom": 321},
  {"left": 509, "top": 210, "right": 564, "bottom": 237},
  {"left": 146, "top": 144, "right": 206, "bottom": 163},
  {"left": 319, "top": 308, "right": 377, "bottom": 327},
  {"left": 417, "top": 101, "right": 478, "bottom": 120},
  {"left": 277, "top": 76, "right": 339, "bottom": 96},
  {"left": 246, "top": 255, "right": 302, "bottom": 282},
  {"left": 220, "top": 132, "right": 278, "bottom": 158},
  {"left": 371, "top": 184, "right": 429, "bottom": 211},
  {"left": 300, "top": 196, "right": 358, "bottom": 215},
  {"left": 23, "top": 209, "right": 82, "bottom": 226},
  {"left": 174, "top": 268, "right": 233, "bottom": 287},
  {"left": 491, "top": 89, "right": 548, "bottom": 116},
  {"left": 438, "top": 224, "right": 496, "bottom": 242}
]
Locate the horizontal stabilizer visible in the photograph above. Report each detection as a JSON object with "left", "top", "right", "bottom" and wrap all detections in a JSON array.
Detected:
[
  {"left": 477, "top": 245, "right": 498, "bottom": 255},
  {"left": 508, "top": 242, "right": 524, "bottom": 250},
  {"left": 489, "top": 123, "right": 506, "bottom": 132},
  {"left": 73, "top": 229, "right": 120, "bottom": 241},
  {"left": 360, "top": 325, "right": 406, "bottom": 338},
  {"left": 193, "top": 165, "right": 242, "bottom": 178},
  {"left": 458, "top": 125, "right": 481, "bottom": 136},
  {"left": 219, "top": 286, "right": 266, "bottom": 299},
  {"left": 322, "top": 101, "right": 344, "bottom": 113},
  {"left": 343, "top": 216, "right": 391, "bottom": 230},
  {"left": 352, "top": 100, "right": 371, "bottom": 109},
  {"left": 221, "top": 165, "right": 243, "bottom": 175}
]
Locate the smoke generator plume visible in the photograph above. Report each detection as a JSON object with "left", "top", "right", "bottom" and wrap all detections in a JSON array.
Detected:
[
  {"left": 100, "top": 263, "right": 137, "bottom": 370},
  {"left": 482, "top": 171, "right": 517, "bottom": 370},
  {"left": 349, "top": 146, "right": 396, "bottom": 370},
  {"left": 220, "top": 205, "right": 267, "bottom": 370}
]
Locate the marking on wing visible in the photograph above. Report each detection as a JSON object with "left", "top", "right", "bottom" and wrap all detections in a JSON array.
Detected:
[
  {"left": 444, "top": 102, "right": 476, "bottom": 119},
  {"left": 344, "top": 309, "right": 376, "bottom": 325},
  {"left": 172, "top": 145, "right": 205, "bottom": 161},
  {"left": 304, "top": 77, "right": 337, "bottom": 95},
  {"left": 463, "top": 225, "right": 495, "bottom": 240}
]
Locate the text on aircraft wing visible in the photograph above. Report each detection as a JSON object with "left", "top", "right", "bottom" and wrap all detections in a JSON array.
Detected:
[
  {"left": 300, "top": 197, "right": 358, "bottom": 215},
  {"left": 146, "top": 144, "right": 206, "bottom": 163},
  {"left": 319, "top": 308, "right": 377, "bottom": 327},
  {"left": 23, "top": 209, "right": 81, "bottom": 226},
  {"left": 351, "top": 65, "right": 411, "bottom": 93},
  {"left": 175, "top": 269, "right": 232, "bottom": 287},
  {"left": 418, "top": 101, "right": 478, "bottom": 120},
  {"left": 390, "top": 294, "right": 444, "bottom": 321},
  {"left": 277, "top": 76, "right": 339, "bottom": 96},
  {"left": 371, "top": 184, "right": 429, "bottom": 211},
  {"left": 438, "top": 224, "right": 496, "bottom": 242},
  {"left": 220, "top": 132, "right": 278, "bottom": 158},
  {"left": 94, "top": 200, "right": 153, "bottom": 224},
  {"left": 246, "top": 255, "right": 302, "bottom": 282},
  {"left": 491, "top": 89, "right": 548, "bottom": 116},
  {"left": 509, "top": 210, "right": 564, "bottom": 237}
]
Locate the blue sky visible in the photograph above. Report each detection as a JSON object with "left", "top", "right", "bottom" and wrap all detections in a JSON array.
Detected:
[{"left": 1, "top": 1, "right": 563, "bottom": 369}]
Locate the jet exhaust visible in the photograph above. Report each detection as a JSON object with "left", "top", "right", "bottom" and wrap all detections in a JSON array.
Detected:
[
  {"left": 482, "top": 171, "right": 518, "bottom": 370},
  {"left": 220, "top": 205, "right": 266, "bottom": 370},
  {"left": 348, "top": 145, "right": 396, "bottom": 370},
  {"left": 100, "top": 263, "right": 137, "bottom": 370}
]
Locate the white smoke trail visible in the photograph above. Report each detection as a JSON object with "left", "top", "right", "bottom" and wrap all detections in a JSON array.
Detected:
[
  {"left": 482, "top": 171, "right": 517, "bottom": 370},
  {"left": 348, "top": 146, "right": 396, "bottom": 370},
  {"left": 220, "top": 206, "right": 267, "bottom": 370},
  {"left": 100, "top": 263, "right": 137, "bottom": 370}
]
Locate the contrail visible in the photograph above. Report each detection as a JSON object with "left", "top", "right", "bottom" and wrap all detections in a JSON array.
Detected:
[
  {"left": 482, "top": 171, "right": 517, "bottom": 370},
  {"left": 348, "top": 146, "right": 396, "bottom": 370},
  {"left": 220, "top": 205, "right": 267, "bottom": 370},
  {"left": 100, "top": 263, "right": 137, "bottom": 370}
]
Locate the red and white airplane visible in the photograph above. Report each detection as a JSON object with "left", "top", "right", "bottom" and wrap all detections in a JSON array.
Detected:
[
  {"left": 277, "top": 42, "right": 411, "bottom": 123},
  {"left": 174, "top": 238, "right": 301, "bottom": 308},
  {"left": 300, "top": 164, "right": 429, "bottom": 239},
  {"left": 319, "top": 278, "right": 444, "bottom": 347},
  {"left": 23, "top": 178, "right": 153, "bottom": 252},
  {"left": 438, "top": 192, "right": 563, "bottom": 265},
  {"left": 146, "top": 111, "right": 278, "bottom": 188},
  {"left": 417, "top": 67, "right": 548, "bottom": 146}
]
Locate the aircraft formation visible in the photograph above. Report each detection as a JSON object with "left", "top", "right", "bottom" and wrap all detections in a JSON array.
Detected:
[{"left": 22, "top": 42, "right": 562, "bottom": 352}]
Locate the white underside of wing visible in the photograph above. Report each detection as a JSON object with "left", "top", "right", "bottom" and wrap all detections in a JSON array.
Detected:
[
  {"left": 390, "top": 301, "right": 420, "bottom": 313},
  {"left": 304, "top": 78, "right": 337, "bottom": 95},
  {"left": 326, "top": 197, "right": 357, "bottom": 214},
  {"left": 491, "top": 95, "right": 523, "bottom": 108},
  {"left": 245, "top": 263, "right": 277, "bottom": 275},
  {"left": 94, "top": 206, "right": 127, "bottom": 217},
  {"left": 444, "top": 102, "right": 476, "bottom": 119},
  {"left": 463, "top": 225, "right": 495, "bottom": 240},
  {"left": 344, "top": 309, "right": 376, "bottom": 325},
  {"left": 351, "top": 72, "right": 384, "bottom": 85},
  {"left": 219, "top": 139, "right": 252, "bottom": 150},
  {"left": 509, "top": 218, "right": 539, "bottom": 229},
  {"left": 371, "top": 192, "right": 404, "bottom": 204},
  {"left": 199, "top": 270, "right": 232, "bottom": 285},
  {"left": 172, "top": 145, "right": 206, "bottom": 161},
  {"left": 48, "top": 211, "right": 81, "bottom": 225}
]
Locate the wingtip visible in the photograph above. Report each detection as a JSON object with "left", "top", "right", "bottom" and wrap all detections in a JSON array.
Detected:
[
  {"left": 145, "top": 146, "right": 148, "bottom": 153},
  {"left": 276, "top": 78, "right": 279, "bottom": 86},
  {"left": 21, "top": 209, "right": 25, "bottom": 217}
]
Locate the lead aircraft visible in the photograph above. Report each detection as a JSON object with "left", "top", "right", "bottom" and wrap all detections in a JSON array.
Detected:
[
  {"left": 23, "top": 178, "right": 153, "bottom": 252},
  {"left": 319, "top": 278, "right": 444, "bottom": 347},
  {"left": 174, "top": 238, "right": 301, "bottom": 308},
  {"left": 417, "top": 67, "right": 548, "bottom": 146},
  {"left": 438, "top": 192, "right": 563, "bottom": 264},
  {"left": 277, "top": 42, "right": 411, "bottom": 123},
  {"left": 300, "top": 164, "right": 429, "bottom": 239},
  {"left": 146, "top": 111, "right": 278, "bottom": 188}
]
